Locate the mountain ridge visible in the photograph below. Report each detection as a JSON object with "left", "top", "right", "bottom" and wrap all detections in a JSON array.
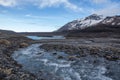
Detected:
[{"left": 57, "top": 14, "right": 120, "bottom": 32}]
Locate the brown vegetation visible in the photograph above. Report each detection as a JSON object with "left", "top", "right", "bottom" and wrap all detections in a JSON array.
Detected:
[{"left": 0, "top": 39, "right": 11, "bottom": 46}]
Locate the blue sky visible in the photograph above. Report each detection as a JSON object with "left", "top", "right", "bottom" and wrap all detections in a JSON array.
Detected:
[{"left": 0, "top": 0, "right": 120, "bottom": 32}]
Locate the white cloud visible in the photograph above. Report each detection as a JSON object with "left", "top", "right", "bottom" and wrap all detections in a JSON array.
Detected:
[
  {"left": 0, "top": 0, "right": 17, "bottom": 7},
  {"left": 92, "top": 0, "right": 108, "bottom": 4},
  {"left": 95, "top": 4, "right": 120, "bottom": 16},
  {"left": 91, "top": 0, "right": 120, "bottom": 16},
  {"left": 25, "top": 14, "right": 67, "bottom": 20},
  {"left": 0, "top": 0, "right": 81, "bottom": 12},
  {"left": 35, "top": 0, "right": 82, "bottom": 11}
]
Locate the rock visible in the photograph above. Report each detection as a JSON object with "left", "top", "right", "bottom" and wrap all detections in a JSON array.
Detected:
[
  {"left": 0, "top": 72, "right": 6, "bottom": 79},
  {"left": 2, "top": 68, "right": 13, "bottom": 75},
  {"left": 90, "top": 47, "right": 99, "bottom": 55},
  {"left": 68, "top": 56, "right": 77, "bottom": 61},
  {"left": 58, "top": 56, "right": 64, "bottom": 59},
  {"left": 19, "top": 43, "right": 28, "bottom": 48},
  {"left": 36, "top": 53, "right": 42, "bottom": 55},
  {"left": 80, "top": 54, "right": 86, "bottom": 57},
  {"left": 21, "top": 74, "right": 30, "bottom": 78},
  {"left": 52, "top": 52, "right": 57, "bottom": 55},
  {"left": 93, "top": 60, "right": 98, "bottom": 64},
  {"left": 105, "top": 55, "right": 119, "bottom": 61},
  {"left": 0, "top": 39, "right": 11, "bottom": 46}
]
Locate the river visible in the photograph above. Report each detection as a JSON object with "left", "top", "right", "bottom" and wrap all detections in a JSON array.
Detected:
[{"left": 12, "top": 44, "right": 116, "bottom": 80}]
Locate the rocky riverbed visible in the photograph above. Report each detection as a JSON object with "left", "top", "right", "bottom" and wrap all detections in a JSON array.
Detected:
[
  {"left": 0, "top": 35, "right": 120, "bottom": 80},
  {"left": 39, "top": 38, "right": 120, "bottom": 80},
  {"left": 0, "top": 36, "right": 43, "bottom": 80}
]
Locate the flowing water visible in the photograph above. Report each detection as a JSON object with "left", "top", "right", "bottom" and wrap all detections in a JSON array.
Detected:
[
  {"left": 12, "top": 44, "right": 114, "bottom": 80},
  {"left": 26, "top": 36, "right": 65, "bottom": 40}
]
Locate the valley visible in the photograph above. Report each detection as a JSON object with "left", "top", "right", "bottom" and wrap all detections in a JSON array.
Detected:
[{"left": 0, "top": 14, "right": 120, "bottom": 80}]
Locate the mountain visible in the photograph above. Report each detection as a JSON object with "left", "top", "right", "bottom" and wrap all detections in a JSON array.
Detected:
[
  {"left": 57, "top": 14, "right": 120, "bottom": 32},
  {"left": 57, "top": 14, "right": 120, "bottom": 38}
]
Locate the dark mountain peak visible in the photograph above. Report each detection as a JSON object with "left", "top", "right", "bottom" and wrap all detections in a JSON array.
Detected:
[{"left": 85, "top": 14, "right": 103, "bottom": 20}]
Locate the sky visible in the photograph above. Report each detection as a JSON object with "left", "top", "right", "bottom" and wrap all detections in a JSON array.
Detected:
[{"left": 0, "top": 0, "right": 120, "bottom": 32}]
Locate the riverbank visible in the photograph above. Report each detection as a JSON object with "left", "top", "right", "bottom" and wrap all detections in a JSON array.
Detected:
[
  {"left": 40, "top": 38, "right": 120, "bottom": 80},
  {"left": 0, "top": 36, "right": 42, "bottom": 80},
  {"left": 0, "top": 35, "right": 120, "bottom": 80},
  {"left": 40, "top": 39, "right": 120, "bottom": 61}
]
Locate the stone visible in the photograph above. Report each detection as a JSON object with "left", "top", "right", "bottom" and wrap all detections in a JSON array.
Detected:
[
  {"left": 19, "top": 43, "right": 28, "bottom": 48},
  {"left": 68, "top": 56, "right": 77, "bottom": 61},
  {"left": 105, "top": 55, "right": 119, "bottom": 61},
  {"left": 0, "top": 72, "right": 6, "bottom": 79},
  {"left": 53, "top": 52, "right": 57, "bottom": 55},
  {"left": 0, "top": 39, "right": 11, "bottom": 46},
  {"left": 58, "top": 56, "right": 64, "bottom": 59}
]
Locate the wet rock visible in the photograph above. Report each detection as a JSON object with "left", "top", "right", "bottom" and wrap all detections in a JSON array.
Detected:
[
  {"left": 105, "top": 71, "right": 115, "bottom": 77},
  {"left": 93, "top": 60, "right": 101, "bottom": 65},
  {"left": 0, "top": 72, "right": 6, "bottom": 79},
  {"left": 105, "top": 55, "right": 119, "bottom": 61},
  {"left": 58, "top": 56, "right": 64, "bottom": 59},
  {"left": 68, "top": 56, "right": 77, "bottom": 61},
  {"left": 106, "top": 66, "right": 110, "bottom": 70},
  {"left": 52, "top": 52, "right": 57, "bottom": 55},
  {"left": 37, "top": 53, "right": 42, "bottom": 55},
  {"left": 19, "top": 43, "right": 28, "bottom": 48},
  {"left": 80, "top": 54, "right": 87, "bottom": 57}
]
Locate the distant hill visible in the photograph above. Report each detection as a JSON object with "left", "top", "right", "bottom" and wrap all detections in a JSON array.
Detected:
[
  {"left": 0, "top": 29, "right": 17, "bottom": 38},
  {"left": 19, "top": 32, "right": 68, "bottom": 37},
  {"left": 0, "top": 29, "right": 16, "bottom": 34}
]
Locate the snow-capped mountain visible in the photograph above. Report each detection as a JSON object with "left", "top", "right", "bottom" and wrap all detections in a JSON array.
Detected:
[
  {"left": 101, "top": 16, "right": 120, "bottom": 26},
  {"left": 57, "top": 14, "right": 120, "bottom": 32}
]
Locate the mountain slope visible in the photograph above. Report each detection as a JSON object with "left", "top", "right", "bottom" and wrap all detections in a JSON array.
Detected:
[
  {"left": 66, "top": 25, "right": 120, "bottom": 38},
  {"left": 57, "top": 14, "right": 120, "bottom": 32},
  {"left": 57, "top": 14, "right": 104, "bottom": 32},
  {"left": 101, "top": 16, "right": 120, "bottom": 26},
  {"left": 57, "top": 14, "right": 120, "bottom": 38}
]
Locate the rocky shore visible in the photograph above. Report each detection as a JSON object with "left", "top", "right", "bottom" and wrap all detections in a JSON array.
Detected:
[
  {"left": 40, "top": 38, "right": 120, "bottom": 80},
  {"left": 0, "top": 35, "right": 120, "bottom": 80},
  {"left": 40, "top": 38, "right": 120, "bottom": 62},
  {"left": 0, "top": 36, "right": 42, "bottom": 80},
  {"left": 41, "top": 42, "right": 120, "bottom": 61}
]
